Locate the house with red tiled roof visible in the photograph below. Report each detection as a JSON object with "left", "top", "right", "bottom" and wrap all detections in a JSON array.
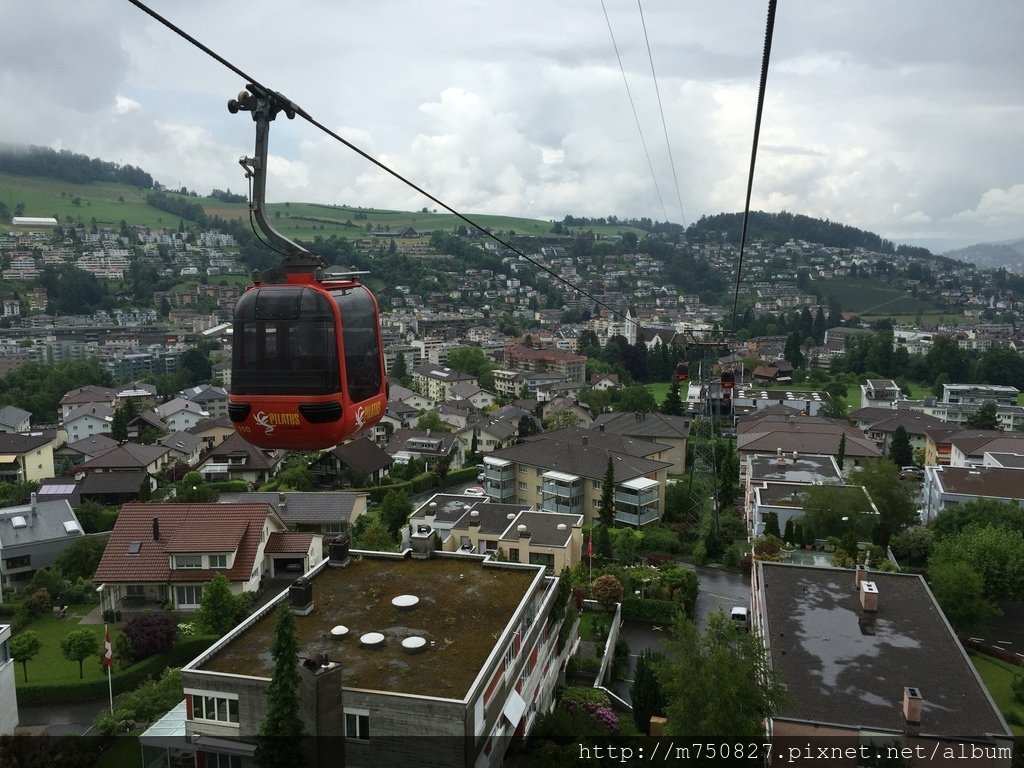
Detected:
[{"left": 93, "top": 502, "right": 321, "bottom": 613}]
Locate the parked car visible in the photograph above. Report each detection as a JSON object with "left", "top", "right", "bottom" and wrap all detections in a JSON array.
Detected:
[{"left": 730, "top": 606, "right": 750, "bottom": 630}]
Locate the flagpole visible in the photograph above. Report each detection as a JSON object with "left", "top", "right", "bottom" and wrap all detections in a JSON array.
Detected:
[{"left": 104, "top": 624, "right": 113, "bottom": 713}]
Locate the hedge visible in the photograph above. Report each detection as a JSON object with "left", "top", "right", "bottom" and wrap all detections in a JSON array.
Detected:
[
  {"left": 16, "top": 636, "right": 217, "bottom": 705},
  {"left": 620, "top": 597, "right": 684, "bottom": 624}
]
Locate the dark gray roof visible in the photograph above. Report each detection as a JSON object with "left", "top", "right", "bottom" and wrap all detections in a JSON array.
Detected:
[
  {"left": 63, "top": 434, "right": 120, "bottom": 458},
  {"left": 748, "top": 454, "right": 841, "bottom": 484},
  {"left": 526, "top": 426, "right": 671, "bottom": 458},
  {"left": 78, "top": 443, "right": 169, "bottom": 470},
  {"left": 758, "top": 562, "right": 1011, "bottom": 740},
  {"left": 591, "top": 411, "right": 690, "bottom": 440},
  {"left": 500, "top": 510, "right": 582, "bottom": 547},
  {"left": 0, "top": 432, "right": 54, "bottom": 453},
  {"left": 328, "top": 436, "right": 392, "bottom": 473},
  {"left": 0, "top": 405, "right": 31, "bottom": 429},
  {"left": 218, "top": 491, "right": 360, "bottom": 524},
  {"left": 0, "top": 499, "right": 82, "bottom": 547},
  {"left": 493, "top": 433, "right": 670, "bottom": 482},
  {"left": 158, "top": 431, "right": 202, "bottom": 455}
]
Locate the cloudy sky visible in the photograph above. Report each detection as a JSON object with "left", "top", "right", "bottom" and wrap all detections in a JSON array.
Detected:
[{"left": 3, "top": 1, "right": 1023, "bottom": 253}]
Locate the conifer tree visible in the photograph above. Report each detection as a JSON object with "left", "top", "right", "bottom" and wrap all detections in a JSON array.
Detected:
[
  {"left": 599, "top": 457, "right": 616, "bottom": 527},
  {"left": 258, "top": 605, "right": 305, "bottom": 768}
]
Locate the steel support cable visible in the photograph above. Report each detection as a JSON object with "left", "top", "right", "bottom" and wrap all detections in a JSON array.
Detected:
[
  {"left": 729, "top": 0, "right": 778, "bottom": 335},
  {"left": 637, "top": 0, "right": 686, "bottom": 227},
  {"left": 128, "top": 0, "right": 639, "bottom": 329},
  {"left": 601, "top": 0, "right": 668, "bottom": 222}
]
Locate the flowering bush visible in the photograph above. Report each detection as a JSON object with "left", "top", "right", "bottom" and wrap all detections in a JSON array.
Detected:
[
  {"left": 177, "top": 622, "right": 196, "bottom": 637},
  {"left": 562, "top": 699, "right": 618, "bottom": 731}
]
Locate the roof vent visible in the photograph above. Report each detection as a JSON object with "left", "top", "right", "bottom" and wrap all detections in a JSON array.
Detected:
[
  {"left": 289, "top": 577, "right": 314, "bottom": 616},
  {"left": 402, "top": 636, "right": 427, "bottom": 654},
  {"left": 469, "top": 510, "right": 480, "bottom": 527},
  {"left": 330, "top": 625, "right": 349, "bottom": 639},
  {"left": 557, "top": 523, "right": 567, "bottom": 531},
  {"left": 517, "top": 523, "right": 531, "bottom": 538},
  {"left": 11, "top": 516, "right": 27, "bottom": 529},
  {"left": 360, "top": 632, "right": 385, "bottom": 648},
  {"left": 391, "top": 594, "right": 419, "bottom": 610}
]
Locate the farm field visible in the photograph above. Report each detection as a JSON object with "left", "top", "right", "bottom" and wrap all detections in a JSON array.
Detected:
[{"left": 817, "top": 276, "right": 942, "bottom": 317}]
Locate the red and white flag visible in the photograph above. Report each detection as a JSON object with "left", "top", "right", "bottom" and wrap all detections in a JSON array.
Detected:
[
  {"left": 103, "top": 626, "right": 114, "bottom": 668},
  {"left": 586, "top": 531, "right": 593, "bottom": 558}
]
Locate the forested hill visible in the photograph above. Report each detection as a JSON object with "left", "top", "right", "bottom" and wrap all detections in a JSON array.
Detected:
[
  {"left": 686, "top": 211, "right": 935, "bottom": 259},
  {"left": 0, "top": 144, "right": 154, "bottom": 188}
]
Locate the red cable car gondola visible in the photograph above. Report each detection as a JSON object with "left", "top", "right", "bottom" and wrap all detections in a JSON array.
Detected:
[
  {"left": 225, "top": 87, "right": 387, "bottom": 450},
  {"left": 674, "top": 360, "right": 689, "bottom": 383},
  {"left": 721, "top": 369, "right": 736, "bottom": 391}
]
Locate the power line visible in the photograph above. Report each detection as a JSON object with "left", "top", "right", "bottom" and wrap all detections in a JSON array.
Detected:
[
  {"left": 600, "top": 0, "right": 668, "bottom": 222},
  {"left": 637, "top": 0, "right": 687, "bottom": 227}
]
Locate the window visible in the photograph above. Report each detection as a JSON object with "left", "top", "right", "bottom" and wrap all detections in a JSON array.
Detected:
[
  {"left": 519, "top": 465, "right": 527, "bottom": 474},
  {"left": 508, "top": 548, "right": 519, "bottom": 563},
  {"left": 4, "top": 555, "right": 31, "bottom": 569},
  {"left": 175, "top": 585, "right": 203, "bottom": 607},
  {"left": 518, "top": 482, "right": 527, "bottom": 491},
  {"left": 345, "top": 709, "right": 370, "bottom": 741},
  {"left": 203, "top": 753, "right": 242, "bottom": 768},
  {"left": 593, "top": 480, "right": 601, "bottom": 490},
  {"left": 209, "top": 554, "right": 227, "bottom": 569},
  {"left": 0, "top": 638, "right": 10, "bottom": 664},
  {"left": 126, "top": 585, "right": 145, "bottom": 598},
  {"left": 174, "top": 554, "right": 202, "bottom": 569},
  {"left": 529, "top": 552, "right": 555, "bottom": 569},
  {"left": 193, "top": 694, "right": 239, "bottom": 724}
]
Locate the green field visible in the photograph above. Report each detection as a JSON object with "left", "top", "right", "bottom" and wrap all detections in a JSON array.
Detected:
[{"left": 818, "top": 276, "right": 943, "bottom": 317}]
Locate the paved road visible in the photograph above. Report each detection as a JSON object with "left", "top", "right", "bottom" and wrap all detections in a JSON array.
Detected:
[{"left": 18, "top": 698, "right": 109, "bottom": 736}]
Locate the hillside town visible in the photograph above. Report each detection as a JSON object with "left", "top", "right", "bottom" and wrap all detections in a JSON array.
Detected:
[{"left": 1, "top": 217, "right": 1022, "bottom": 766}]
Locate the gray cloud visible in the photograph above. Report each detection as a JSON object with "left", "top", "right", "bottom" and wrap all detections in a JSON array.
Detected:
[{"left": 1, "top": 0, "right": 1021, "bottom": 252}]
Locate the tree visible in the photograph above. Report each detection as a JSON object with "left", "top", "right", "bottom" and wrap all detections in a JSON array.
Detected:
[
  {"left": 930, "top": 525, "right": 1024, "bottom": 601},
  {"left": 591, "top": 573, "right": 623, "bottom": 607},
  {"left": 931, "top": 498, "right": 1024, "bottom": 543},
  {"left": 614, "top": 528, "right": 640, "bottom": 565},
  {"left": 888, "top": 425, "right": 913, "bottom": 467},
  {"left": 660, "top": 380, "right": 685, "bottom": 416},
  {"left": 379, "top": 489, "right": 412, "bottom": 538},
  {"left": 799, "top": 484, "right": 875, "bottom": 540},
  {"left": 598, "top": 457, "right": 615, "bottom": 527},
  {"left": 818, "top": 395, "right": 849, "bottom": 420},
  {"left": 11, "top": 631, "right": 42, "bottom": 683},
  {"left": 927, "top": 560, "right": 1000, "bottom": 632},
  {"left": 180, "top": 348, "right": 212, "bottom": 387},
  {"left": 965, "top": 401, "right": 999, "bottom": 430},
  {"left": 60, "top": 628, "right": 100, "bottom": 679},
  {"left": 763, "top": 511, "right": 781, "bottom": 539},
  {"left": 257, "top": 605, "right": 305, "bottom": 768},
  {"left": 354, "top": 515, "right": 397, "bottom": 551},
  {"left": 848, "top": 459, "right": 918, "bottom": 545},
  {"left": 614, "top": 384, "right": 656, "bottom": 413},
  {"left": 390, "top": 352, "right": 410, "bottom": 386},
  {"left": 596, "top": 524, "right": 613, "bottom": 560},
  {"left": 276, "top": 465, "right": 313, "bottom": 491},
  {"left": 836, "top": 432, "right": 846, "bottom": 471},
  {"left": 656, "top": 612, "right": 786, "bottom": 740},
  {"left": 196, "top": 573, "right": 244, "bottom": 637},
  {"left": 784, "top": 331, "right": 804, "bottom": 369},
  {"left": 53, "top": 536, "right": 109, "bottom": 581},
  {"left": 630, "top": 650, "right": 666, "bottom": 734},
  {"left": 415, "top": 412, "right": 448, "bottom": 433}
]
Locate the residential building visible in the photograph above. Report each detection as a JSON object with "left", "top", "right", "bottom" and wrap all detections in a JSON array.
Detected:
[
  {"left": 155, "top": 398, "right": 210, "bottom": 432},
  {"left": 188, "top": 415, "right": 235, "bottom": 453},
  {"left": 93, "top": 502, "right": 318, "bottom": 612},
  {"left": 858, "top": 411, "right": 947, "bottom": 457},
  {"left": 309, "top": 436, "right": 393, "bottom": 488},
  {"left": 411, "top": 495, "right": 583, "bottom": 573},
  {"left": 0, "top": 432, "right": 56, "bottom": 483},
  {"left": 743, "top": 452, "right": 844, "bottom": 534},
  {"left": 732, "top": 388, "right": 831, "bottom": 418},
  {"left": 411, "top": 364, "right": 478, "bottom": 402},
  {"left": 591, "top": 411, "right": 690, "bottom": 473},
  {"left": 59, "top": 385, "right": 117, "bottom": 420},
  {"left": 860, "top": 378, "right": 906, "bottom": 409},
  {"left": 63, "top": 403, "right": 114, "bottom": 443},
  {"left": 737, "top": 409, "right": 882, "bottom": 473},
  {"left": 484, "top": 428, "right": 671, "bottom": 527},
  {"left": 501, "top": 345, "right": 587, "bottom": 384},
  {"left": 0, "top": 496, "right": 85, "bottom": 586},
  {"left": 921, "top": 465, "right": 1024, "bottom": 524},
  {"left": 0, "top": 624, "right": 16, "bottom": 735},
  {"left": 165, "top": 551, "right": 566, "bottom": 768},
  {"left": 384, "top": 428, "right": 462, "bottom": 471},
  {"left": 754, "top": 562, "right": 1014, "bottom": 761},
  {"left": 157, "top": 432, "right": 204, "bottom": 467},
  {"left": 76, "top": 442, "right": 171, "bottom": 478},
  {"left": 180, "top": 384, "right": 230, "bottom": 419},
  {"left": 0, "top": 406, "right": 31, "bottom": 434},
  {"left": 195, "top": 432, "right": 285, "bottom": 486},
  {"left": 942, "top": 383, "right": 1020, "bottom": 407}
]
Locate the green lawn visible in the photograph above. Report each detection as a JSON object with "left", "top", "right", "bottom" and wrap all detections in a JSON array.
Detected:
[
  {"left": 95, "top": 734, "right": 143, "bottom": 768},
  {"left": 818, "top": 277, "right": 941, "bottom": 316},
  {"left": 969, "top": 651, "right": 1024, "bottom": 736},
  {"left": 12, "top": 607, "right": 122, "bottom": 686}
]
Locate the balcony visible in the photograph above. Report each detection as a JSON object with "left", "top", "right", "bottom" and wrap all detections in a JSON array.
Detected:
[{"left": 614, "top": 508, "right": 661, "bottom": 528}]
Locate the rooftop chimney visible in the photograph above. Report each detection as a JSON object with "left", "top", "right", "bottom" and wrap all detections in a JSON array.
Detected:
[
  {"left": 903, "top": 687, "right": 922, "bottom": 733},
  {"left": 469, "top": 510, "right": 480, "bottom": 527},
  {"left": 581, "top": 434, "right": 588, "bottom": 446},
  {"left": 854, "top": 563, "right": 868, "bottom": 589},
  {"left": 328, "top": 532, "right": 351, "bottom": 567},
  {"left": 517, "top": 523, "right": 531, "bottom": 539},
  {"left": 860, "top": 580, "right": 879, "bottom": 612},
  {"left": 152, "top": 517, "right": 160, "bottom": 541},
  {"left": 289, "top": 577, "right": 314, "bottom": 616}
]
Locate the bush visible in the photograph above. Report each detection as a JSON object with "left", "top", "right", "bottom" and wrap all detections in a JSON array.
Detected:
[
  {"left": 621, "top": 597, "right": 681, "bottom": 623},
  {"left": 637, "top": 526, "right": 681, "bottom": 554},
  {"left": 1013, "top": 671, "right": 1024, "bottom": 705},
  {"left": 121, "top": 612, "right": 179, "bottom": 662}
]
